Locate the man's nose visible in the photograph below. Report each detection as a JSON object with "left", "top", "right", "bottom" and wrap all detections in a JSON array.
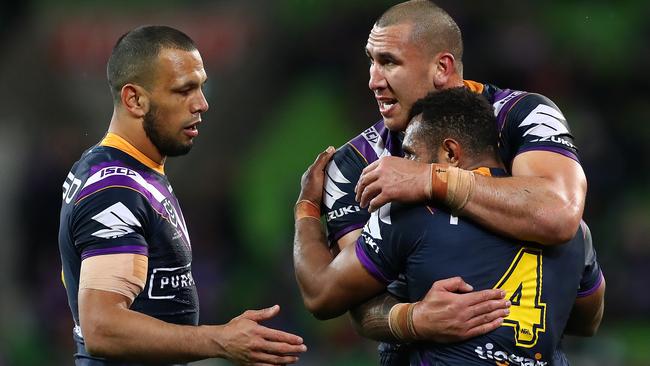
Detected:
[
  {"left": 368, "top": 64, "right": 387, "bottom": 91},
  {"left": 192, "top": 90, "right": 209, "bottom": 114}
]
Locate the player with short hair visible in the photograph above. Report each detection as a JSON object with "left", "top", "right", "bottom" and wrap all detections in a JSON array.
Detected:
[
  {"left": 303, "top": 1, "right": 591, "bottom": 362},
  {"left": 59, "top": 25, "right": 306, "bottom": 365},
  {"left": 294, "top": 87, "right": 605, "bottom": 365}
]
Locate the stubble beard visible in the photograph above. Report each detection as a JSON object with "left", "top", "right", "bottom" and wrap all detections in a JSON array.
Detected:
[{"left": 143, "top": 103, "right": 193, "bottom": 157}]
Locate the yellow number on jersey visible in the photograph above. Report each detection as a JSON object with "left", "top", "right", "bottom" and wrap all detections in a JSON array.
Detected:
[{"left": 494, "top": 247, "right": 546, "bottom": 348}]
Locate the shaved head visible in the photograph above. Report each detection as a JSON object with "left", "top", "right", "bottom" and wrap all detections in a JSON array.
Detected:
[{"left": 376, "top": 0, "right": 463, "bottom": 73}]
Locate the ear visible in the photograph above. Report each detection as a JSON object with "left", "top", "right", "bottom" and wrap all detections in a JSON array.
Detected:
[
  {"left": 120, "top": 83, "right": 149, "bottom": 118},
  {"left": 441, "top": 138, "right": 462, "bottom": 167},
  {"left": 432, "top": 52, "right": 456, "bottom": 89}
]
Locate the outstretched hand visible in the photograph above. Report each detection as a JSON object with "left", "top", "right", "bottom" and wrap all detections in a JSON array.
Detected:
[
  {"left": 412, "top": 277, "right": 510, "bottom": 343},
  {"left": 355, "top": 156, "right": 431, "bottom": 212},
  {"left": 298, "top": 146, "right": 336, "bottom": 205},
  {"left": 217, "top": 305, "right": 307, "bottom": 365}
]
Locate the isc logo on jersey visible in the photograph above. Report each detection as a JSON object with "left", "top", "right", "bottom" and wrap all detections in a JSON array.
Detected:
[
  {"left": 519, "top": 105, "right": 575, "bottom": 148},
  {"left": 99, "top": 166, "right": 138, "bottom": 178}
]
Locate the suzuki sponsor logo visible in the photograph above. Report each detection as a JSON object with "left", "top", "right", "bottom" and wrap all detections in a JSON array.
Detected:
[
  {"left": 326, "top": 205, "right": 361, "bottom": 221},
  {"left": 361, "top": 232, "right": 380, "bottom": 254},
  {"left": 530, "top": 135, "right": 575, "bottom": 148}
]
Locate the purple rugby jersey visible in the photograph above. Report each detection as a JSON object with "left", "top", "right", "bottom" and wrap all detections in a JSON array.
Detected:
[
  {"left": 323, "top": 80, "right": 581, "bottom": 246},
  {"left": 58, "top": 133, "right": 198, "bottom": 365}
]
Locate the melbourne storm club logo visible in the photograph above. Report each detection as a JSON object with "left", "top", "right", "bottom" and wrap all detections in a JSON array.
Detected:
[{"left": 162, "top": 198, "right": 178, "bottom": 227}]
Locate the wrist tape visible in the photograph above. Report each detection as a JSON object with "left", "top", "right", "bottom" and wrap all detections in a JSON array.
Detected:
[
  {"left": 295, "top": 199, "right": 321, "bottom": 221},
  {"left": 388, "top": 302, "right": 419, "bottom": 342},
  {"left": 430, "top": 165, "right": 476, "bottom": 214}
]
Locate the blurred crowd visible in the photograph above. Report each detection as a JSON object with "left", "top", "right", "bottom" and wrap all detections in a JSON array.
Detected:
[{"left": 0, "top": 1, "right": 648, "bottom": 365}]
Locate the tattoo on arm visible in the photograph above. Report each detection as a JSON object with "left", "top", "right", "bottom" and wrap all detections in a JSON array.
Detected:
[{"left": 349, "top": 291, "right": 401, "bottom": 342}]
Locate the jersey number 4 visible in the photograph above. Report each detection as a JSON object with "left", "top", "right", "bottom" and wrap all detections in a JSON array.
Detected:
[{"left": 494, "top": 247, "right": 546, "bottom": 348}]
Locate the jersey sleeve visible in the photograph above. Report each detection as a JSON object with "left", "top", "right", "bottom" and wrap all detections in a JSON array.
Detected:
[
  {"left": 354, "top": 203, "right": 421, "bottom": 285},
  {"left": 71, "top": 187, "right": 152, "bottom": 260},
  {"left": 577, "top": 221, "right": 604, "bottom": 297},
  {"left": 499, "top": 93, "right": 580, "bottom": 166},
  {"left": 323, "top": 143, "right": 371, "bottom": 245}
]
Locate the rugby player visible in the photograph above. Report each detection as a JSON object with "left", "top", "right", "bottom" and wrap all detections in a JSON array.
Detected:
[
  {"left": 294, "top": 87, "right": 605, "bottom": 365},
  {"left": 310, "top": 1, "right": 591, "bottom": 364},
  {"left": 58, "top": 26, "right": 306, "bottom": 365}
]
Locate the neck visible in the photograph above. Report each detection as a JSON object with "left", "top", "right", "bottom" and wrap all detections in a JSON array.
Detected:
[
  {"left": 108, "top": 108, "right": 165, "bottom": 165},
  {"left": 447, "top": 73, "right": 464, "bottom": 88},
  {"left": 460, "top": 154, "right": 503, "bottom": 171}
]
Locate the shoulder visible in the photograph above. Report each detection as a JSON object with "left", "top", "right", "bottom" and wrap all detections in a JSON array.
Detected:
[
  {"left": 70, "top": 147, "right": 169, "bottom": 217},
  {"left": 370, "top": 203, "right": 434, "bottom": 244},
  {"left": 345, "top": 120, "right": 403, "bottom": 163},
  {"left": 492, "top": 89, "right": 567, "bottom": 130}
]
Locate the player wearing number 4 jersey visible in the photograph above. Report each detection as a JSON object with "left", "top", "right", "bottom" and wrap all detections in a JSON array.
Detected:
[
  {"left": 294, "top": 88, "right": 604, "bottom": 366},
  {"left": 315, "top": 2, "right": 593, "bottom": 363}
]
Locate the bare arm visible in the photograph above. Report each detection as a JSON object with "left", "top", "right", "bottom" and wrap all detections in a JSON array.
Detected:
[
  {"left": 464, "top": 151, "right": 586, "bottom": 244},
  {"left": 349, "top": 279, "right": 510, "bottom": 343},
  {"left": 79, "top": 289, "right": 306, "bottom": 364},
  {"left": 294, "top": 148, "right": 385, "bottom": 318},
  {"left": 349, "top": 291, "right": 401, "bottom": 342},
  {"left": 294, "top": 217, "right": 385, "bottom": 319},
  {"left": 298, "top": 148, "right": 509, "bottom": 340},
  {"left": 356, "top": 151, "right": 586, "bottom": 245},
  {"left": 565, "top": 277, "right": 606, "bottom": 337}
]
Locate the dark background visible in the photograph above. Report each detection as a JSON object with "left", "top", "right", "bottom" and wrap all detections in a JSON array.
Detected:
[{"left": 0, "top": 1, "right": 648, "bottom": 365}]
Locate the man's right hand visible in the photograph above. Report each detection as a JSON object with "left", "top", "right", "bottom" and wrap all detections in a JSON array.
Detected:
[
  {"left": 214, "top": 305, "right": 307, "bottom": 365},
  {"left": 355, "top": 156, "right": 430, "bottom": 213},
  {"left": 412, "top": 277, "right": 510, "bottom": 343}
]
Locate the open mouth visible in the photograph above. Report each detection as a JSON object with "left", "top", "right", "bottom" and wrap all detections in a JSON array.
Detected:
[
  {"left": 378, "top": 99, "right": 398, "bottom": 115},
  {"left": 183, "top": 122, "right": 200, "bottom": 137}
]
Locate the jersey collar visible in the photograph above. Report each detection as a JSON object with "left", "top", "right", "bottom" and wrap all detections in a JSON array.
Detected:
[
  {"left": 100, "top": 132, "right": 165, "bottom": 175},
  {"left": 473, "top": 167, "right": 508, "bottom": 177},
  {"left": 463, "top": 80, "right": 485, "bottom": 94}
]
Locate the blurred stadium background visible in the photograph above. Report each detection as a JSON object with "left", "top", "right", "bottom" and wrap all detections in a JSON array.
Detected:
[{"left": 0, "top": 0, "right": 648, "bottom": 365}]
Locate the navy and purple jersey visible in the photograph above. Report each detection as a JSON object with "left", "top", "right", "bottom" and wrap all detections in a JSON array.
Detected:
[
  {"left": 58, "top": 133, "right": 198, "bottom": 365},
  {"left": 356, "top": 168, "right": 603, "bottom": 366},
  {"left": 323, "top": 80, "right": 580, "bottom": 245}
]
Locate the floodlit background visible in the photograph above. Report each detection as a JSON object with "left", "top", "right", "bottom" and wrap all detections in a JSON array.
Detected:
[{"left": 0, "top": 0, "right": 649, "bottom": 365}]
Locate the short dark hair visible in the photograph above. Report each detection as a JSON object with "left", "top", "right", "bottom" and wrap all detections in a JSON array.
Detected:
[
  {"left": 376, "top": 1, "right": 463, "bottom": 70},
  {"left": 408, "top": 87, "right": 498, "bottom": 158},
  {"left": 107, "top": 25, "right": 197, "bottom": 102}
]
